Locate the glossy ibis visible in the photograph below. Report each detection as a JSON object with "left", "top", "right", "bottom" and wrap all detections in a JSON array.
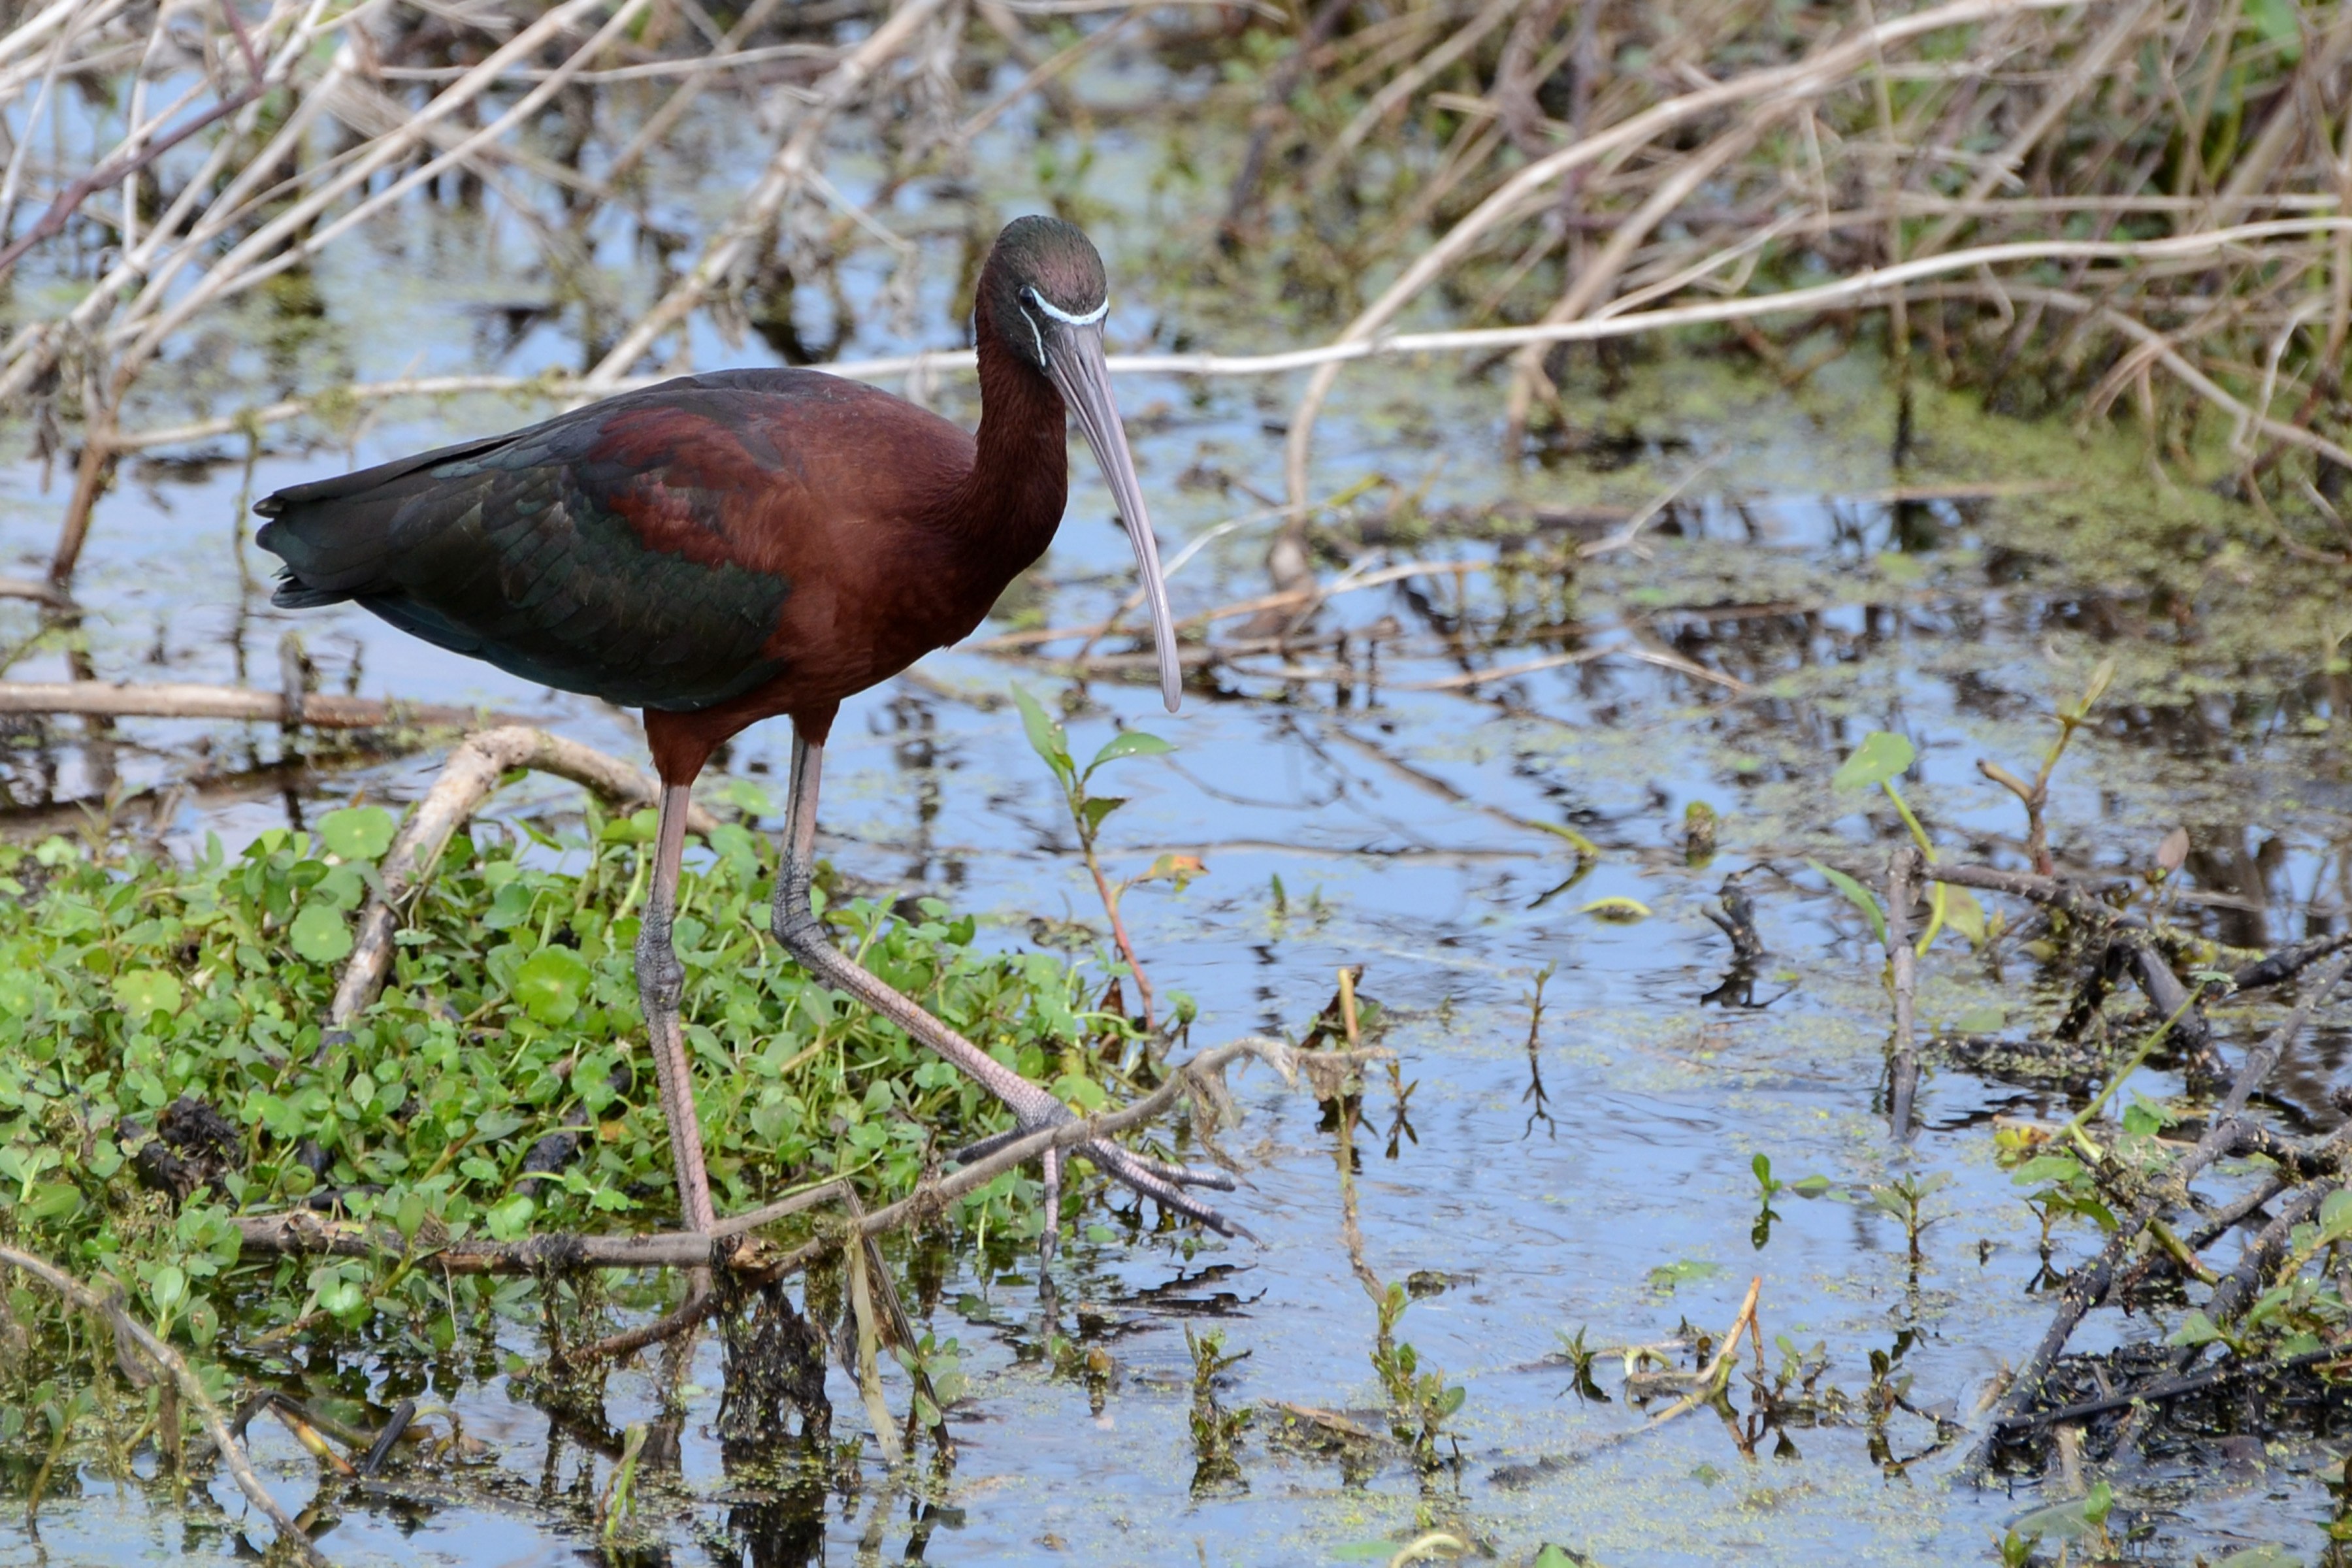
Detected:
[{"left": 255, "top": 216, "right": 1237, "bottom": 1243}]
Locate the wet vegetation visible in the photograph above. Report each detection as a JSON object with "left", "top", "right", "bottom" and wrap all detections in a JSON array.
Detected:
[{"left": 0, "top": 0, "right": 2349, "bottom": 1562}]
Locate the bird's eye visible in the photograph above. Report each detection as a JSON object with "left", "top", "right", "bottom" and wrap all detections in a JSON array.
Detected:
[{"left": 1014, "top": 290, "right": 1049, "bottom": 366}]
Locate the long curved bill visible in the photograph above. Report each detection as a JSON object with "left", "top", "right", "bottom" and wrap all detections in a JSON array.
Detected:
[{"left": 1043, "top": 317, "right": 1183, "bottom": 713}]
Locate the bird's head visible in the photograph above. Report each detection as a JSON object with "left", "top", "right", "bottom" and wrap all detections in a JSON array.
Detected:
[
  {"left": 983, "top": 214, "right": 1112, "bottom": 373},
  {"left": 980, "top": 216, "right": 1181, "bottom": 713}
]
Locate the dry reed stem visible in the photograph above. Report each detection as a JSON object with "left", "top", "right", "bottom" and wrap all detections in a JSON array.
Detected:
[
  {"left": 1, "top": 0, "right": 2346, "bottom": 681},
  {"left": 103, "top": 225, "right": 2352, "bottom": 459},
  {"left": 1281, "top": 0, "right": 2090, "bottom": 508},
  {"left": 581, "top": 0, "right": 953, "bottom": 387}
]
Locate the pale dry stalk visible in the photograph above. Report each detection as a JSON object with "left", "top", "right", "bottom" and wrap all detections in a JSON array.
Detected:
[
  {"left": 1501, "top": 105, "right": 1786, "bottom": 445},
  {"left": 583, "top": 0, "right": 955, "bottom": 387},
  {"left": 102, "top": 225, "right": 2352, "bottom": 457},
  {"left": 1280, "top": 0, "right": 2089, "bottom": 510},
  {"left": 0, "top": 1245, "right": 335, "bottom": 1567},
  {"left": 329, "top": 725, "right": 717, "bottom": 1025}
]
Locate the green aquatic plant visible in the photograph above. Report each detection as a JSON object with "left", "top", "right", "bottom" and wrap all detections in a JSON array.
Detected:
[
  {"left": 1827, "top": 729, "right": 1944, "bottom": 953},
  {"left": 1750, "top": 1154, "right": 1830, "bottom": 1250},
  {"left": 1861, "top": 1173, "right": 1951, "bottom": 1265},
  {"left": 1185, "top": 1324, "right": 1252, "bottom": 1494},
  {"left": 1372, "top": 1279, "right": 1465, "bottom": 1476},
  {"left": 1013, "top": 685, "right": 1205, "bottom": 1034},
  {"left": 0, "top": 806, "right": 1146, "bottom": 1348},
  {"left": 1976, "top": 658, "right": 2115, "bottom": 877}
]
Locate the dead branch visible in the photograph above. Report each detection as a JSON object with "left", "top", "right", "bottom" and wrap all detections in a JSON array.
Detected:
[
  {"left": 1281, "top": 0, "right": 2097, "bottom": 507},
  {"left": 99, "top": 224, "right": 2352, "bottom": 459},
  {"left": 582, "top": 0, "right": 953, "bottom": 386},
  {"left": 0, "top": 1244, "right": 333, "bottom": 1567},
  {"left": 229, "top": 1037, "right": 1380, "bottom": 1378},
  {"left": 0, "top": 679, "right": 504, "bottom": 730},
  {"left": 1924, "top": 862, "right": 2223, "bottom": 1067},
  {"left": 0, "top": 0, "right": 267, "bottom": 278},
  {"left": 330, "top": 725, "right": 717, "bottom": 1024}
]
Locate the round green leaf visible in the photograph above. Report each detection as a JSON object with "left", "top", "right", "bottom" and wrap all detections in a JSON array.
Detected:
[
  {"left": 112, "top": 968, "right": 183, "bottom": 1020},
  {"left": 1831, "top": 730, "right": 1916, "bottom": 791},
  {"left": 514, "top": 946, "right": 593, "bottom": 1024},
  {"left": 318, "top": 805, "right": 396, "bottom": 862},
  {"left": 289, "top": 904, "right": 353, "bottom": 964},
  {"left": 486, "top": 1194, "right": 535, "bottom": 1241}
]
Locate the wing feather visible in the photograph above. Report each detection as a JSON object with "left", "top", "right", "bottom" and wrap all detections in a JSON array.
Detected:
[{"left": 256, "top": 373, "right": 809, "bottom": 711}]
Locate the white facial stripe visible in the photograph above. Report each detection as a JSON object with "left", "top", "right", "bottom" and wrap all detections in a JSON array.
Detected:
[
  {"left": 1018, "top": 304, "right": 1047, "bottom": 365},
  {"left": 1028, "top": 291, "right": 1109, "bottom": 327}
]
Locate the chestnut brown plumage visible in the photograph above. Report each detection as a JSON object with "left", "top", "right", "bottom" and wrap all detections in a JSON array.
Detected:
[{"left": 257, "top": 217, "right": 1235, "bottom": 1244}]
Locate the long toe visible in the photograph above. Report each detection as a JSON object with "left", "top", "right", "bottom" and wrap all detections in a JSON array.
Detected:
[
  {"left": 1117, "top": 1151, "right": 1239, "bottom": 1192},
  {"left": 1086, "top": 1139, "right": 1256, "bottom": 1241},
  {"left": 945, "top": 1125, "right": 1039, "bottom": 1167}
]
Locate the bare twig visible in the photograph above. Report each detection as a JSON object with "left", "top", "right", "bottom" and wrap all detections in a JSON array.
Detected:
[
  {"left": 0, "top": 1245, "right": 333, "bottom": 1567},
  {"left": 330, "top": 727, "right": 717, "bottom": 1024}
]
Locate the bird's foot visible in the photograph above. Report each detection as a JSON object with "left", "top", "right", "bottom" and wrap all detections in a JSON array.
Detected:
[
  {"left": 946, "top": 1099, "right": 1250, "bottom": 1241},
  {"left": 773, "top": 907, "right": 1250, "bottom": 1238}
]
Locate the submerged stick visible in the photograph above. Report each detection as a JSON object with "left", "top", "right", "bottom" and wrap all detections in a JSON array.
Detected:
[
  {"left": 1642, "top": 1275, "right": 1763, "bottom": 1431},
  {"left": 0, "top": 1245, "right": 333, "bottom": 1567},
  {"left": 329, "top": 726, "right": 717, "bottom": 1024},
  {"left": 1886, "top": 846, "right": 1921, "bottom": 1141},
  {"left": 1923, "top": 861, "right": 2217, "bottom": 1066}
]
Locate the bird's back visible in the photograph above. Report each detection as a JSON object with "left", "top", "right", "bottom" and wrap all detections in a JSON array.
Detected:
[{"left": 257, "top": 369, "right": 975, "bottom": 712}]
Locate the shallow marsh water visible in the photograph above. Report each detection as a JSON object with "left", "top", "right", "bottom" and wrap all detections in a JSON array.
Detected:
[{"left": 4, "top": 44, "right": 2352, "bottom": 1568}]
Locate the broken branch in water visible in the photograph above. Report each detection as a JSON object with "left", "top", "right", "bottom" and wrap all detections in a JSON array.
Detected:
[
  {"left": 231, "top": 1037, "right": 1381, "bottom": 1375},
  {"left": 1641, "top": 1275, "right": 1763, "bottom": 1432},
  {"left": 0, "top": 1244, "right": 333, "bottom": 1567},
  {"left": 1962, "top": 949, "right": 2352, "bottom": 1473}
]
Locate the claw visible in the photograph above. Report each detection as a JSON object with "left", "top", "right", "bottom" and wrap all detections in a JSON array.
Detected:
[
  {"left": 945, "top": 1116, "right": 1246, "bottom": 1235},
  {"left": 1085, "top": 1139, "right": 1257, "bottom": 1242}
]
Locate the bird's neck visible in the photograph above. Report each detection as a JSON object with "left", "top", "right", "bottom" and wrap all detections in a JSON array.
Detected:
[{"left": 934, "top": 306, "right": 1069, "bottom": 567}]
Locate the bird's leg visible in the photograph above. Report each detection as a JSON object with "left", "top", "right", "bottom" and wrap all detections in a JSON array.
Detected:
[
  {"left": 1039, "top": 1146, "right": 1062, "bottom": 1275},
  {"left": 637, "top": 782, "right": 717, "bottom": 1235},
  {"left": 769, "top": 728, "right": 1247, "bottom": 1239}
]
